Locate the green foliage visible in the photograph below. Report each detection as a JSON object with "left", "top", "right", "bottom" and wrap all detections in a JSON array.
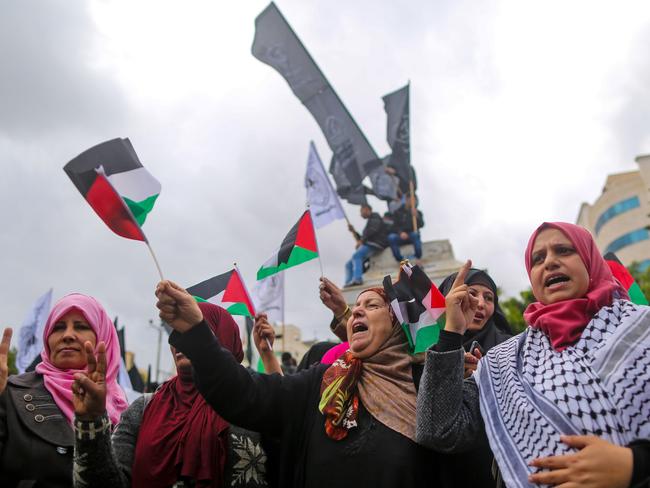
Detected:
[
  {"left": 627, "top": 261, "right": 650, "bottom": 300},
  {"left": 8, "top": 347, "right": 17, "bottom": 375},
  {"left": 499, "top": 289, "right": 536, "bottom": 334}
]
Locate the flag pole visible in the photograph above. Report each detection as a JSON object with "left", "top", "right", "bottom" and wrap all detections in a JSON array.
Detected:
[
  {"left": 146, "top": 241, "right": 165, "bottom": 281},
  {"left": 406, "top": 81, "right": 418, "bottom": 234},
  {"left": 236, "top": 262, "right": 273, "bottom": 352}
]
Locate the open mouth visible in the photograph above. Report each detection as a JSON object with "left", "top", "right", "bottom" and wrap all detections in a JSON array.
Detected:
[
  {"left": 545, "top": 273, "right": 570, "bottom": 288},
  {"left": 352, "top": 322, "right": 368, "bottom": 335},
  {"left": 473, "top": 312, "right": 485, "bottom": 322}
]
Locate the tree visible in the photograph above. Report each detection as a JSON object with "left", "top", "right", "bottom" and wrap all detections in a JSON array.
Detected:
[
  {"left": 627, "top": 261, "right": 650, "bottom": 301},
  {"left": 499, "top": 289, "right": 536, "bottom": 334},
  {"left": 8, "top": 347, "right": 17, "bottom": 375}
]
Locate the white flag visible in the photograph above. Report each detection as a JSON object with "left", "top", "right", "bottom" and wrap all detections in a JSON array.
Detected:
[
  {"left": 16, "top": 289, "right": 53, "bottom": 373},
  {"left": 305, "top": 142, "right": 346, "bottom": 229},
  {"left": 251, "top": 272, "right": 284, "bottom": 325}
]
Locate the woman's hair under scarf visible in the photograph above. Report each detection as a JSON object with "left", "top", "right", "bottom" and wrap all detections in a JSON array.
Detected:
[
  {"left": 523, "top": 222, "right": 628, "bottom": 351},
  {"left": 438, "top": 268, "right": 513, "bottom": 336},
  {"left": 35, "top": 293, "right": 127, "bottom": 425},
  {"left": 319, "top": 287, "right": 420, "bottom": 442},
  {"left": 132, "top": 302, "right": 243, "bottom": 488}
]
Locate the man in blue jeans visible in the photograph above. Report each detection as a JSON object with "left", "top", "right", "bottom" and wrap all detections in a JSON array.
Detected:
[
  {"left": 387, "top": 199, "right": 424, "bottom": 263},
  {"left": 344, "top": 204, "right": 388, "bottom": 287}
]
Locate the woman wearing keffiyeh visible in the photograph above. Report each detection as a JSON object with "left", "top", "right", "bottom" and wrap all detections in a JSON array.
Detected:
[
  {"left": 416, "top": 222, "right": 650, "bottom": 488},
  {"left": 155, "top": 280, "right": 441, "bottom": 488}
]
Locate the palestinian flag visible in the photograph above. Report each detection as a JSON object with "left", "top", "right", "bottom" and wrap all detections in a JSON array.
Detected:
[
  {"left": 604, "top": 252, "right": 649, "bottom": 305},
  {"left": 187, "top": 268, "right": 256, "bottom": 318},
  {"left": 64, "top": 138, "right": 161, "bottom": 241},
  {"left": 383, "top": 263, "right": 446, "bottom": 353},
  {"left": 257, "top": 210, "right": 319, "bottom": 280}
]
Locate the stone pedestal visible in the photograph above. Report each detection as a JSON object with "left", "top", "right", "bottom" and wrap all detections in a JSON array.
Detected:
[{"left": 341, "top": 239, "right": 464, "bottom": 304}]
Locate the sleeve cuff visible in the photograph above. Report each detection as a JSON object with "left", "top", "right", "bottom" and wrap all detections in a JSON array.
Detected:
[
  {"left": 74, "top": 413, "right": 111, "bottom": 441},
  {"left": 434, "top": 330, "right": 463, "bottom": 352},
  {"left": 630, "top": 440, "right": 650, "bottom": 487}
]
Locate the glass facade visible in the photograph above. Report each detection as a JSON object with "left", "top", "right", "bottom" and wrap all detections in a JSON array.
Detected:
[
  {"left": 596, "top": 197, "right": 641, "bottom": 235},
  {"left": 605, "top": 228, "right": 650, "bottom": 254},
  {"left": 595, "top": 196, "right": 641, "bottom": 235}
]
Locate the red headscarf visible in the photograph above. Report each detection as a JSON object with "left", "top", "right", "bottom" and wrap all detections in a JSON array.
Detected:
[
  {"left": 132, "top": 303, "right": 244, "bottom": 488},
  {"left": 523, "top": 222, "right": 628, "bottom": 351}
]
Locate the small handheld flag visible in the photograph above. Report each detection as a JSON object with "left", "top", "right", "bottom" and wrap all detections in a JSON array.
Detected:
[
  {"left": 604, "top": 252, "right": 649, "bottom": 305},
  {"left": 257, "top": 210, "right": 319, "bottom": 280},
  {"left": 383, "top": 263, "right": 446, "bottom": 353},
  {"left": 187, "top": 268, "right": 256, "bottom": 318},
  {"left": 64, "top": 138, "right": 161, "bottom": 241},
  {"left": 64, "top": 138, "right": 164, "bottom": 278}
]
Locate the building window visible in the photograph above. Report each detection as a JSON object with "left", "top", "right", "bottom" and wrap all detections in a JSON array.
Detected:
[
  {"left": 605, "top": 228, "right": 650, "bottom": 254},
  {"left": 595, "top": 196, "right": 641, "bottom": 235}
]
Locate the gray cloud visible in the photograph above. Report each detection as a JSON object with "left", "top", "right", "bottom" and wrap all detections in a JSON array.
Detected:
[{"left": 3, "top": 0, "right": 650, "bottom": 378}]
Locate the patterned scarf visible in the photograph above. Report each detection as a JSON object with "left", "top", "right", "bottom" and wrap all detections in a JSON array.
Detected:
[
  {"left": 476, "top": 299, "right": 650, "bottom": 488},
  {"left": 319, "top": 288, "right": 419, "bottom": 442}
]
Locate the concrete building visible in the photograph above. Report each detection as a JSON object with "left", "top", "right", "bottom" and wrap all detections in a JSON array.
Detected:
[{"left": 577, "top": 154, "right": 650, "bottom": 270}]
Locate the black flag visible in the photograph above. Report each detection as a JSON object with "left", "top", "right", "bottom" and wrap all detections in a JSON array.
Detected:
[
  {"left": 252, "top": 2, "right": 397, "bottom": 204},
  {"left": 382, "top": 84, "right": 415, "bottom": 195}
]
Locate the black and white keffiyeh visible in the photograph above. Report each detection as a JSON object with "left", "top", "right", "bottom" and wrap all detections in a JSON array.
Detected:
[{"left": 476, "top": 299, "right": 650, "bottom": 488}]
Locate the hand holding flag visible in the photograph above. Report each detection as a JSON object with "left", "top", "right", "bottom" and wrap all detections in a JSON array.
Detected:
[
  {"left": 156, "top": 281, "right": 203, "bottom": 333},
  {"left": 253, "top": 313, "right": 275, "bottom": 353}
]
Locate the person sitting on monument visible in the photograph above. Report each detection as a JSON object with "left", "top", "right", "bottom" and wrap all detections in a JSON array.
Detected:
[
  {"left": 344, "top": 204, "right": 389, "bottom": 287},
  {"left": 387, "top": 198, "right": 424, "bottom": 263}
]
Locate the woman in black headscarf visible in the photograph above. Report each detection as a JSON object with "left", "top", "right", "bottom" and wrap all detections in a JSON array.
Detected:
[
  {"left": 438, "top": 268, "right": 512, "bottom": 379},
  {"left": 436, "top": 268, "right": 512, "bottom": 487}
]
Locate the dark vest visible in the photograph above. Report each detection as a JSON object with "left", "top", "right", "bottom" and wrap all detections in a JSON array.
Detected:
[{"left": 0, "top": 372, "right": 73, "bottom": 488}]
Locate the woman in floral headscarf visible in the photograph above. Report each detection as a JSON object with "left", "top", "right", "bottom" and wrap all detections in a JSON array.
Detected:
[
  {"left": 155, "top": 280, "right": 441, "bottom": 488},
  {"left": 0, "top": 293, "right": 128, "bottom": 488},
  {"left": 416, "top": 222, "right": 650, "bottom": 487}
]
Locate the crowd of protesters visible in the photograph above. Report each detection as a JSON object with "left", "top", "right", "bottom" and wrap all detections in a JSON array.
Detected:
[{"left": 0, "top": 221, "right": 649, "bottom": 487}]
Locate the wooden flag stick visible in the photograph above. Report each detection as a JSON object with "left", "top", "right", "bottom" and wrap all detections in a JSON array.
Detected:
[{"left": 146, "top": 241, "right": 164, "bottom": 281}]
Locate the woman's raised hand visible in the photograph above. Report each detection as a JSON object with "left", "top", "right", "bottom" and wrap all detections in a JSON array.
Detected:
[
  {"left": 253, "top": 313, "right": 275, "bottom": 354},
  {"left": 72, "top": 341, "right": 107, "bottom": 420},
  {"left": 319, "top": 277, "right": 347, "bottom": 316},
  {"left": 0, "top": 328, "right": 13, "bottom": 395},
  {"left": 155, "top": 280, "right": 203, "bottom": 333},
  {"left": 444, "top": 260, "right": 478, "bottom": 335}
]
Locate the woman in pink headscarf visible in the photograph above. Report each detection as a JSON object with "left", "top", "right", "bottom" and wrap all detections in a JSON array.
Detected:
[
  {"left": 0, "top": 293, "right": 127, "bottom": 488},
  {"left": 416, "top": 222, "right": 650, "bottom": 488}
]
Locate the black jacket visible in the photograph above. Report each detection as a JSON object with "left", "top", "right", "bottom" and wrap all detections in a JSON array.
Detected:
[
  {"left": 170, "top": 321, "right": 437, "bottom": 488},
  {"left": 0, "top": 372, "right": 73, "bottom": 488},
  {"left": 360, "top": 212, "right": 389, "bottom": 249},
  {"left": 390, "top": 207, "right": 424, "bottom": 234}
]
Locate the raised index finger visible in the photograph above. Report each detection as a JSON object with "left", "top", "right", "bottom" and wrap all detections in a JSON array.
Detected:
[
  {"left": 0, "top": 328, "right": 13, "bottom": 358},
  {"left": 84, "top": 341, "right": 97, "bottom": 374},
  {"left": 95, "top": 342, "right": 107, "bottom": 377},
  {"left": 451, "top": 260, "right": 473, "bottom": 290}
]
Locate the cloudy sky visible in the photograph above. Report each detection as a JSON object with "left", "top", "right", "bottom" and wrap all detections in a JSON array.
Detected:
[{"left": 2, "top": 0, "right": 649, "bottom": 377}]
